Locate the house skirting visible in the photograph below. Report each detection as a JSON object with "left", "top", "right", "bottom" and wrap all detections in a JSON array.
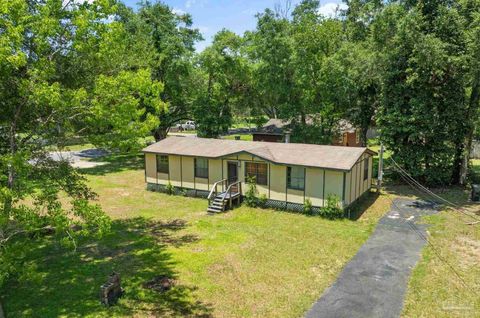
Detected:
[
  {"left": 147, "top": 182, "right": 326, "bottom": 213},
  {"left": 147, "top": 183, "right": 209, "bottom": 198}
]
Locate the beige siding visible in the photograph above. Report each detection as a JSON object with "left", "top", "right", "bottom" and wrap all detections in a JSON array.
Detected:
[
  {"left": 223, "top": 152, "right": 264, "bottom": 162},
  {"left": 169, "top": 155, "right": 182, "bottom": 187},
  {"left": 351, "top": 160, "right": 359, "bottom": 202},
  {"left": 145, "top": 153, "right": 157, "bottom": 183},
  {"left": 195, "top": 177, "right": 209, "bottom": 191},
  {"left": 157, "top": 172, "right": 168, "bottom": 184},
  {"left": 269, "top": 164, "right": 286, "bottom": 201},
  {"left": 182, "top": 156, "right": 195, "bottom": 189},
  {"left": 324, "top": 170, "right": 344, "bottom": 206},
  {"left": 209, "top": 159, "right": 223, "bottom": 187},
  {"left": 346, "top": 153, "right": 374, "bottom": 205},
  {"left": 144, "top": 151, "right": 373, "bottom": 208},
  {"left": 287, "top": 188, "right": 304, "bottom": 204},
  {"left": 344, "top": 170, "right": 352, "bottom": 205},
  {"left": 305, "top": 168, "right": 324, "bottom": 207}
]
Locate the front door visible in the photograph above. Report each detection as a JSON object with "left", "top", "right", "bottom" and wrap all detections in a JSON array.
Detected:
[{"left": 227, "top": 162, "right": 238, "bottom": 186}]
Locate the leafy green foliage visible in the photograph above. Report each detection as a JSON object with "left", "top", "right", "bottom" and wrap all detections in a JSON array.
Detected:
[
  {"left": 0, "top": 0, "right": 159, "bottom": 290},
  {"left": 303, "top": 198, "right": 313, "bottom": 215},
  {"left": 319, "top": 195, "right": 344, "bottom": 219},
  {"left": 86, "top": 69, "right": 165, "bottom": 152},
  {"left": 120, "top": 1, "right": 202, "bottom": 140},
  {"left": 165, "top": 181, "right": 175, "bottom": 195},
  {"left": 244, "top": 176, "right": 260, "bottom": 207},
  {"left": 193, "top": 30, "right": 249, "bottom": 137},
  {"left": 372, "top": 1, "right": 474, "bottom": 185}
]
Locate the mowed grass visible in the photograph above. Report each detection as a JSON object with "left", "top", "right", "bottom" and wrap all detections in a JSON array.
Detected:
[
  {"left": 2, "top": 154, "right": 390, "bottom": 318},
  {"left": 222, "top": 134, "right": 253, "bottom": 141},
  {"left": 402, "top": 209, "right": 480, "bottom": 317},
  {"left": 400, "top": 161, "right": 480, "bottom": 318}
]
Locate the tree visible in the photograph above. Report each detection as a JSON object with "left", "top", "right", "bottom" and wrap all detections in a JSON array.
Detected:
[
  {"left": 247, "top": 8, "right": 293, "bottom": 119},
  {"left": 193, "top": 30, "right": 249, "bottom": 137},
  {"left": 372, "top": 2, "right": 467, "bottom": 185},
  {"left": 322, "top": 42, "right": 380, "bottom": 146},
  {"left": 456, "top": 0, "right": 480, "bottom": 184},
  {"left": 289, "top": 1, "right": 345, "bottom": 143},
  {"left": 0, "top": 0, "right": 163, "bottom": 295},
  {"left": 85, "top": 69, "right": 165, "bottom": 151},
  {"left": 118, "top": 1, "right": 202, "bottom": 141}
]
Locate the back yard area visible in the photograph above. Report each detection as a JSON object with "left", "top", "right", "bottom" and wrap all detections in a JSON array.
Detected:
[{"left": 1, "top": 152, "right": 389, "bottom": 318}]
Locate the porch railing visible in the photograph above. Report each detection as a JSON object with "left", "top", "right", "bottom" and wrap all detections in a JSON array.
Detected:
[
  {"left": 208, "top": 179, "right": 227, "bottom": 202},
  {"left": 221, "top": 180, "right": 242, "bottom": 208}
]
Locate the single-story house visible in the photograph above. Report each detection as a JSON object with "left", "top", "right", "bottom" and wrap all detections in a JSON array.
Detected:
[
  {"left": 252, "top": 118, "right": 364, "bottom": 147},
  {"left": 252, "top": 118, "right": 289, "bottom": 142},
  {"left": 333, "top": 120, "right": 363, "bottom": 147},
  {"left": 143, "top": 136, "right": 376, "bottom": 212}
]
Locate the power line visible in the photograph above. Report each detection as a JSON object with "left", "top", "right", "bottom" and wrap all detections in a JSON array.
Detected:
[
  {"left": 386, "top": 196, "right": 477, "bottom": 294},
  {"left": 387, "top": 158, "right": 480, "bottom": 224}
]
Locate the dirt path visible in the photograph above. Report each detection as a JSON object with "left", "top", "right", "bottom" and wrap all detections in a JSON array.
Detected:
[{"left": 305, "top": 198, "right": 438, "bottom": 318}]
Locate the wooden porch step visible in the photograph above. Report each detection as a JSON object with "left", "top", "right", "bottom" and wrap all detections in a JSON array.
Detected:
[
  {"left": 206, "top": 181, "right": 242, "bottom": 214},
  {"left": 207, "top": 206, "right": 224, "bottom": 213}
]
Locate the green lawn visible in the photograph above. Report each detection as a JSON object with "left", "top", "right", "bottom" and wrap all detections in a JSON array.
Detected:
[
  {"left": 400, "top": 161, "right": 480, "bottom": 318},
  {"left": 222, "top": 134, "right": 253, "bottom": 141},
  {"left": 1, "top": 153, "right": 389, "bottom": 318}
]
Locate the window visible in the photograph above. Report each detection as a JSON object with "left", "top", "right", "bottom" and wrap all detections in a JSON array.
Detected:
[
  {"left": 195, "top": 158, "right": 208, "bottom": 178},
  {"left": 245, "top": 162, "right": 268, "bottom": 185},
  {"left": 156, "top": 155, "right": 169, "bottom": 174},
  {"left": 364, "top": 158, "right": 369, "bottom": 181},
  {"left": 287, "top": 166, "right": 305, "bottom": 190},
  {"left": 356, "top": 129, "right": 360, "bottom": 144}
]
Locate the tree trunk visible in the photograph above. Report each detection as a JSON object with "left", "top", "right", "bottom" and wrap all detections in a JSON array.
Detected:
[
  {"left": 0, "top": 300, "right": 5, "bottom": 318},
  {"left": 459, "top": 74, "right": 480, "bottom": 184},
  {"left": 460, "top": 132, "right": 473, "bottom": 184},
  {"left": 153, "top": 127, "right": 168, "bottom": 142},
  {"left": 4, "top": 112, "right": 18, "bottom": 217},
  {"left": 361, "top": 126, "right": 368, "bottom": 147}
]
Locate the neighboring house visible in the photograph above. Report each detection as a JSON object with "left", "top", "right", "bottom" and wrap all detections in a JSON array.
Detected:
[
  {"left": 252, "top": 118, "right": 288, "bottom": 142},
  {"left": 143, "top": 136, "right": 375, "bottom": 212},
  {"left": 332, "top": 120, "right": 363, "bottom": 147},
  {"left": 252, "top": 118, "right": 364, "bottom": 147}
]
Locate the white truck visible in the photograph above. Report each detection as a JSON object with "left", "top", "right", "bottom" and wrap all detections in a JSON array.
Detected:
[{"left": 181, "top": 121, "right": 196, "bottom": 130}]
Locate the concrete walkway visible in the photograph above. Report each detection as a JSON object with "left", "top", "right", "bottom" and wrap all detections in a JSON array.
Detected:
[{"left": 305, "top": 198, "right": 438, "bottom": 318}]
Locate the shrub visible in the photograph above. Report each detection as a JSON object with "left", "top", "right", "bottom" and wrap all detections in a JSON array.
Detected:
[
  {"left": 319, "top": 195, "right": 344, "bottom": 219},
  {"left": 303, "top": 198, "right": 314, "bottom": 215},
  {"left": 179, "top": 188, "right": 187, "bottom": 196},
  {"left": 258, "top": 194, "right": 268, "bottom": 208},
  {"left": 244, "top": 176, "right": 259, "bottom": 207},
  {"left": 164, "top": 182, "right": 175, "bottom": 195}
]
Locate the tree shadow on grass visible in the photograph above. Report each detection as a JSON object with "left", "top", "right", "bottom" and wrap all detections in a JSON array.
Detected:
[
  {"left": 2, "top": 217, "right": 213, "bottom": 318},
  {"left": 79, "top": 152, "right": 144, "bottom": 176},
  {"left": 384, "top": 184, "right": 480, "bottom": 212}
]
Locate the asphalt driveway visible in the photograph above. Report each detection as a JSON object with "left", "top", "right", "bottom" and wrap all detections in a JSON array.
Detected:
[{"left": 305, "top": 198, "right": 438, "bottom": 318}]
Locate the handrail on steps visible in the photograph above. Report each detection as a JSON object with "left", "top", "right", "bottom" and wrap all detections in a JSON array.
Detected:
[
  {"left": 221, "top": 181, "right": 242, "bottom": 208},
  {"left": 208, "top": 179, "right": 227, "bottom": 201}
]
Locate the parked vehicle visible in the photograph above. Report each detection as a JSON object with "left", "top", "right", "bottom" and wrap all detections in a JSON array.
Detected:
[{"left": 181, "top": 121, "right": 196, "bottom": 130}]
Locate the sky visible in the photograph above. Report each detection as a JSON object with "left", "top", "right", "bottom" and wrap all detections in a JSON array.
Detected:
[{"left": 121, "top": 0, "right": 346, "bottom": 51}]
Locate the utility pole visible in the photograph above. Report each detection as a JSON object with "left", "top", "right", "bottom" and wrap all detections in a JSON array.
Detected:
[{"left": 377, "top": 143, "right": 384, "bottom": 192}]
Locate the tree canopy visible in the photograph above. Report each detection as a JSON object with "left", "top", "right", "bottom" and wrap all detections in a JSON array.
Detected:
[{"left": 1, "top": 0, "right": 479, "bottom": 303}]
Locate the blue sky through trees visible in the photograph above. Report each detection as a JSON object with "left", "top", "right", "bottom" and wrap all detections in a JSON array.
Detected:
[{"left": 122, "top": 0, "right": 345, "bottom": 51}]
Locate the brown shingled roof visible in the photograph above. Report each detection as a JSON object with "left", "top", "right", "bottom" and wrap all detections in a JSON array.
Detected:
[{"left": 143, "top": 136, "right": 376, "bottom": 171}]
